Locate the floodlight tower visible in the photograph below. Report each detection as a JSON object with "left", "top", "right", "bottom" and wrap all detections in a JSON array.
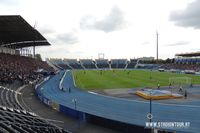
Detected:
[{"left": 98, "top": 53, "right": 105, "bottom": 59}]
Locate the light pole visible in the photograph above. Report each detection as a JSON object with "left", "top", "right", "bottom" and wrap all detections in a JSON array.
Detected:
[
  {"left": 72, "top": 98, "right": 80, "bottom": 129},
  {"left": 149, "top": 90, "right": 153, "bottom": 133},
  {"left": 149, "top": 91, "right": 152, "bottom": 123},
  {"left": 72, "top": 98, "right": 77, "bottom": 110},
  {"left": 146, "top": 90, "right": 153, "bottom": 132}
]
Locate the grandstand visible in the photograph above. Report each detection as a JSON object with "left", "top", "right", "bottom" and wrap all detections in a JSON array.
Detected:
[
  {"left": 62, "top": 59, "right": 73, "bottom": 69},
  {"left": 50, "top": 58, "right": 111, "bottom": 70},
  {"left": 0, "top": 15, "right": 50, "bottom": 57},
  {"left": 49, "top": 58, "right": 162, "bottom": 70},
  {"left": 0, "top": 15, "right": 54, "bottom": 85},
  {"left": 50, "top": 59, "right": 66, "bottom": 70},
  {"left": 63, "top": 59, "right": 83, "bottom": 69},
  {"left": 126, "top": 59, "right": 138, "bottom": 69},
  {"left": 161, "top": 63, "right": 200, "bottom": 72},
  {"left": 95, "top": 59, "right": 109, "bottom": 69},
  {"left": 79, "top": 59, "right": 96, "bottom": 69},
  {"left": 0, "top": 15, "right": 69, "bottom": 133},
  {"left": 175, "top": 52, "right": 200, "bottom": 65},
  {"left": 160, "top": 52, "right": 200, "bottom": 72},
  {"left": 175, "top": 51, "right": 200, "bottom": 64},
  {"left": 0, "top": 86, "right": 68, "bottom": 133},
  {"left": 110, "top": 59, "right": 127, "bottom": 69},
  {"left": 0, "top": 53, "right": 54, "bottom": 84},
  {"left": 48, "top": 58, "right": 160, "bottom": 70}
]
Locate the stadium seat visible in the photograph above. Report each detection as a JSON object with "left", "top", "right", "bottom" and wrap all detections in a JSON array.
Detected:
[
  {"left": 79, "top": 59, "right": 96, "bottom": 69},
  {"left": 110, "top": 59, "right": 127, "bottom": 69},
  {"left": 126, "top": 59, "right": 138, "bottom": 69},
  {"left": 95, "top": 59, "right": 109, "bottom": 69},
  {"left": 0, "top": 106, "right": 69, "bottom": 133}
]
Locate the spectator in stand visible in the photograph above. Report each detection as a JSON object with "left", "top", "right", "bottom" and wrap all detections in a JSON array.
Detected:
[
  {"left": 161, "top": 63, "right": 200, "bottom": 72},
  {"left": 0, "top": 53, "right": 54, "bottom": 85}
]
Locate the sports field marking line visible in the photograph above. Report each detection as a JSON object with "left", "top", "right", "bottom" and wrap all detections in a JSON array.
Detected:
[{"left": 88, "top": 91, "right": 200, "bottom": 108}]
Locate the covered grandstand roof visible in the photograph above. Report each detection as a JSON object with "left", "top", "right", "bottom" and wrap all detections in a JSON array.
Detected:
[
  {"left": 0, "top": 15, "right": 50, "bottom": 48},
  {"left": 175, "top": 52, "right": 200, "bottom": 57}
]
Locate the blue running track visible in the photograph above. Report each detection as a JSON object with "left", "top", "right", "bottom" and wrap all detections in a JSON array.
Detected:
[{"left": 37, "top": 70, "right": 200, "bottom": 133}]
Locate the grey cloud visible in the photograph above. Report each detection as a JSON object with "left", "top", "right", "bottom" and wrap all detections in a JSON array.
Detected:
[
  {"left": 166, "top": 41, "right": 190, "bottom": 46},
  {"left": 170, "top": 0, "right": 200, "bottom": 29},
  {"left": 80, "top": 6, "right": 126, "bottom": 33},
  {"left": 56, "top": 33, "right": 79, "bottom": 44}
]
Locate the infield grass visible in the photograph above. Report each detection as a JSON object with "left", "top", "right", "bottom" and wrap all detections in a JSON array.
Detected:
[{"left": 73, "top": 69, "right": 200, "bottom": 90}]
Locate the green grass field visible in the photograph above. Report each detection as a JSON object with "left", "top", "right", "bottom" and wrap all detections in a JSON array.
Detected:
[{"left": 73, "top": 69, "right": 200, "bottom": 90}]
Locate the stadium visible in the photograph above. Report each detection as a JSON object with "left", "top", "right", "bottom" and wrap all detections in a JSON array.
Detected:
[{"left": 1, "top": 14, "right": 200, "bottom": 133}]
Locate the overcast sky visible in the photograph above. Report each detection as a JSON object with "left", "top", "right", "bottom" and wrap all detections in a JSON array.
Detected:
[{"left": 1, "top": 0, "right": 200, "bottom": 59}]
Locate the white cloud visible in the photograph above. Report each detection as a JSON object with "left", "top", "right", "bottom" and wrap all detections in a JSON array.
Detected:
[
  {"left": 56, "top": 33, "right": 79, "bottom": 44},
  {"left": 80, "top": 6, "right": 126, "bottom": 33},
  {"left": 170, "top": 0, "right": 200, "bottom": 29},
  {"left": 0, "top": 0, "right": 19, "bottom": 5},
  {"left": 37, "top": 26, "right": 56, "bottom": 35},
  {"left": 1, "top": 0, "right": 198, "bottom": 59}
]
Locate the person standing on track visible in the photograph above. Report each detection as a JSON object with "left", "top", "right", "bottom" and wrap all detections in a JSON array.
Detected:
[
  {"left": 184, "top": 90, "right": 187, "bottom": 99},
  {"left": 157, "top": 84, "right": 160, "bottom": 89}
]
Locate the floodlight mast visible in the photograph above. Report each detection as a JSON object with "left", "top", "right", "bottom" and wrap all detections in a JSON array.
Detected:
[{"left": 98, "top": 53, "right": 105, "bottom": 59}]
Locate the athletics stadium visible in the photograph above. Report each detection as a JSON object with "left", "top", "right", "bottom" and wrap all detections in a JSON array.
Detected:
[{"left": 1, "top": 15, "right": 200, "bottom": 133}]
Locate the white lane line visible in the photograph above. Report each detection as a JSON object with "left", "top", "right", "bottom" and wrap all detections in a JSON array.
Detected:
[
  {"left": 88, "top": 91, "right": 97, "bottom": 95},
  {"left": 87, "top": 91, "right": 200, "bottom": 108}
]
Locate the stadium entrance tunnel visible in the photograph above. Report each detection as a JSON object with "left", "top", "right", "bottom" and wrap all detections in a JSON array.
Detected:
[{"left": 135, "top": 89, "right": 183, "bottom": 100}]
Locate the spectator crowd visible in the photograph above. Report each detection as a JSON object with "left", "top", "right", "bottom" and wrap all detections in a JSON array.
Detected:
[
  {"left": 161, "top": 63, "right": 200, "bottom": 72},
  {"left": 0, "top": 53, "right": 54, "bottom": 84}
]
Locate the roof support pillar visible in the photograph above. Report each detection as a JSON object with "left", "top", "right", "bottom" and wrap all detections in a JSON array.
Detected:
[{"left": 33, "top": 46, "right": 35, "bottom": 58}]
